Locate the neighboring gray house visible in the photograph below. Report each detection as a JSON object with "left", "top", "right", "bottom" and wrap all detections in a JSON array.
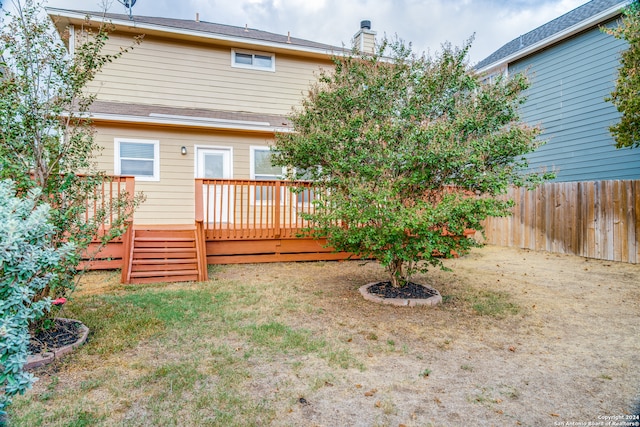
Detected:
[{"left": 476, "top": 0, "right": 640, "bottom": 182}]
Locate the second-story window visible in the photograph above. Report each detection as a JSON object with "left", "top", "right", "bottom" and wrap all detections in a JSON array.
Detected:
[{"left": 231, "top": 49, "right": 275, "bottom": 72}]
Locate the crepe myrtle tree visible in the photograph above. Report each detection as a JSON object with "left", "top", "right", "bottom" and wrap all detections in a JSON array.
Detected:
[
  {"left": 273, "top": 38, "right": 551, "bottom": 287},
  {"left": 0, "top": 0, "right": 143, "bottom": 305},
  {"left": 603, "top": 0, "right": 640, "bottom": 148}
]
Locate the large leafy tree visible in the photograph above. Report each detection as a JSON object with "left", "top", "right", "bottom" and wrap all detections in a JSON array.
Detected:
[
  {"left": 274, "top": 39, "right": 549, "bottom": 287},
  {"left": 604, "top": 0, "right": 640, "bottom": 148},
  {"left": 0, "top": 0, "right": 143, "bottom": 301}
]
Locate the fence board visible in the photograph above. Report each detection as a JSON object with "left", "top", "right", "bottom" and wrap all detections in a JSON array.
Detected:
[
  {"left": 483, "top": 180, "right": 640, "bottom": 264},
  {"left": 635, "top": 181, "right": 640, "bottom": 263}
]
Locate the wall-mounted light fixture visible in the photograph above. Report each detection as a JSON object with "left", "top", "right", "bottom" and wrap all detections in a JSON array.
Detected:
[{"left": 181, "top": 146, "right": 187, "bottom": 155}]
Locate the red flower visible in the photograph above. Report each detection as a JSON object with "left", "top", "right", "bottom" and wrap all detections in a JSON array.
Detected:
[{"left": 52, "top": 297, "right": 67, "bottom": 306}]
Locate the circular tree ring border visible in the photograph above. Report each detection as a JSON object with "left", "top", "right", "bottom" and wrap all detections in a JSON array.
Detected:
[
  {"left": 359, "top": 282, "right": 443, "bottom": 307},
  {"left": 26, "top": 318, "right": 89, "bottom": 370}
]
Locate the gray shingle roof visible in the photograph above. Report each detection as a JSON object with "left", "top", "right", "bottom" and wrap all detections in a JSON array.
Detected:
[
  {"left": 47, "top": 8, "right": 343, "bottom": 52},
  {"left": 476, "top": 0, "right": 628, "bottom": 69},
  {"left": 88, "top": 100, "right": 292, "bottom": 131}
]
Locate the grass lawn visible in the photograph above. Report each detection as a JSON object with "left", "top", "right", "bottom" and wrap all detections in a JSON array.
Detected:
[{"left": 9, "top": 246, "right": 640, "bottom": 426}]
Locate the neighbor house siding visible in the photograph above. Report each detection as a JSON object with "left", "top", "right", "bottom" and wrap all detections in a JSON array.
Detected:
[
  {"left": 95, "top": 123, "right": 275, "bottom": 224},
  {"left": 86, "top": 33, "right": 332, "bottom": 116},
  {"left": 510, "top": 21, "right": 640, "bottom": 182}
]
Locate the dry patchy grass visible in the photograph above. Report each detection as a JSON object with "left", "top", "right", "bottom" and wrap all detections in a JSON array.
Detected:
[{"left": 9, "top": 246, "right": 640, "bottom": 426}]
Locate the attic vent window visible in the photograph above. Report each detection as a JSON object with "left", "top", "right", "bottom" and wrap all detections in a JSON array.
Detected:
[{"left": 232, "top": 49, "right": 275, "bottom": 72}]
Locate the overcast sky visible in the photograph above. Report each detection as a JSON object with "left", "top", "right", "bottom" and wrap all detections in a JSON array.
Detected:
[{"left": 8, "top": 0, "right": 591, "bottom": 64}]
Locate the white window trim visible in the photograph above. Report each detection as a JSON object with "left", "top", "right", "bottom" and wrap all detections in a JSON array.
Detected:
[
  {"left": 193, "top": 145, "right": 234, "bottom": 178},
  {"left": 250, "top": 146, "right": 284, "bottom": 180},
  {"left": 68, "top": 25, "right": 75, "bottom": 56},
  {"left": 114, "top": 138, "right": 160, "bottom": 182},
  {"left": 250, "top": 146, "right": 286, "bottom": 205},
  {"left": 231, "top": 48, "right": 275, "bottom": 72}
]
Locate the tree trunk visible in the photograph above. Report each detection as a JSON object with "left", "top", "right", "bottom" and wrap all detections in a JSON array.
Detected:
[{"left": 388, "top": 258, "right": 406, "bottom": 288}]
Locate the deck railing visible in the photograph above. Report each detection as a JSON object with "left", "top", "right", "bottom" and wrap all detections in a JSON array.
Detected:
[
  {"left": 195, "top": 179, "right": 319, "bottom": 240},
  {"left": 75, "top": 175, "right": 136, "bottom": 279},
  {"left": 84, "top": 175, "right": 136, "bottom": 238}
]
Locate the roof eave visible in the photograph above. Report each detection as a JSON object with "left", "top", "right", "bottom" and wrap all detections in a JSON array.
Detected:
[
  {"left": 476, "top": 2, "right": 629, "bottom": 74},
  {"left": 46, "top": 7, "right": 343, "bottom": 59},
  {"left": 89, "top": 113, "right": 292, "bottom": 133}
]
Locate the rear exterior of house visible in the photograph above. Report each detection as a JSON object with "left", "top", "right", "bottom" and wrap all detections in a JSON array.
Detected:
[{"left": 48, "top": 8, "right": 377, "bottom": 282}]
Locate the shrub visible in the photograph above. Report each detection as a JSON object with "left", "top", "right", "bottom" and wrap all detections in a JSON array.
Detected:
[{"left": 0, "top": 180, "right": 74, "bottom": 416}]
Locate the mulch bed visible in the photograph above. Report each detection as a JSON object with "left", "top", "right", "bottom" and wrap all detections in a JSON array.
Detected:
[
  {"left": 28, "top": 318, "right": 83, "bottom": 355},
  {"left": 367, "top": 281, "right": 439, "bottom": 299}
]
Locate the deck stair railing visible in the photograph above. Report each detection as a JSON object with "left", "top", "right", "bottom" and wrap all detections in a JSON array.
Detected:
[{"left": 75, "top": 175, "right": 136, "bottom": 279}]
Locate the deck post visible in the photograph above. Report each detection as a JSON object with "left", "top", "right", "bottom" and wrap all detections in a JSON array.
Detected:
[
  {"left": 274, "top": 180, "right": 281, "bottom": 238},
  {"left": 119, "top": 177, "right": 136, "bottom": 284},
  {"left": 125, "top": 176, "right": 135, "bottom": 194},
  {"left": 120, "top": 220, "right": 134, "bottom": 284},
  {"left": 195, "top": 219, "right": 208, "bottom": 281},
  {"left": 195, "top": 179, "right": 204, "bottom": 223},
  {"left": 194, "top": 179, "right": 208, "bottom": 281}
]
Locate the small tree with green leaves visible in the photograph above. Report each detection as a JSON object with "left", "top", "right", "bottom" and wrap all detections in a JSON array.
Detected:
[
  {"left": 274, "top": 39, "right": 550, "bottom": 287},
  {"left": 0, "top": 0, "right": 143, "bottom": 306},
  {"left": 604, "top": 0, "right": 640, "bottom": 148}
]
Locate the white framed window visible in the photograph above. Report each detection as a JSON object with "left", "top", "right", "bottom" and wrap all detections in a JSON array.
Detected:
[
  {"left": 250, "top": 146, "right": 285, "bottom": 202},
  {"left": 250, "top": 146, "right": 283, "bottom": 180},
  {"left": 114, "top": 138, "right": 160, "bottom": 181},
  {"left": 231, "top": 49, "right": 275, "bottom": 72}
]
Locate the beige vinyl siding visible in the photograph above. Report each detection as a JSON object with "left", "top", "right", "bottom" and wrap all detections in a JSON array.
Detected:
[
  {"left": 87, "top": 33, "right": 332, "bottom": 116},
  {"left": 362, "top": 35, "right": 375, "bottom": 54},
  {"left": 95, "top": 123, "right": 275, "bottom": 224}
]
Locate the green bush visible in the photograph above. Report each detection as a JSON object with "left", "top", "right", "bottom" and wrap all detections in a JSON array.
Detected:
[{"left": 0, "top": 180, "right": 74, "bottom": 416}]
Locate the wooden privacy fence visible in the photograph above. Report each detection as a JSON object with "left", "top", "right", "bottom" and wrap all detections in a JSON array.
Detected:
[
  {"left": 195, "top": 179, "right": 319, "bottom": 240},
  {"left": 482, "top": 180, "right": 640, "bottom": 263}
]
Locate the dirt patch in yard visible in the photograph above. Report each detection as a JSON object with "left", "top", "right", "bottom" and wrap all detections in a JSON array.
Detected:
[
  {"left": 30, "top": 245, "right": 640, "bottom": 426},
  {"left": 206, "top": 245, "right": 640, "bottom": 426}
]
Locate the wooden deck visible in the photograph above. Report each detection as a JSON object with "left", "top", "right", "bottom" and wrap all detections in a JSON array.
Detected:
[
  {"left": 84, "top": 178, "right": 350, "bottom": 283},
  {"left": 195, "top": 179, "right": 350, "bottom": 265}
]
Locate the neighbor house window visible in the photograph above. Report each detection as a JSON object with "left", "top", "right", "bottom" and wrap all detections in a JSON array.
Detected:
[
  {"left": 232, "top": 49, "right": 275, "bottom": 71},
  {"left": 114, "top": 138, "right": 160, "bottom": 181}
]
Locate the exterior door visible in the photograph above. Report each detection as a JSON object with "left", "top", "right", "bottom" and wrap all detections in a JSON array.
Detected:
[{"left": 196, "top": 148, "right": 232, "bottom": 223}]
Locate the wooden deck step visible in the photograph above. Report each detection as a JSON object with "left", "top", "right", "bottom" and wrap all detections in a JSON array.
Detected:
[
  {"left": 131, "top": 258, "right": 199, "bottom": 265},
  {"left": 130, "top": 269, "right": 200, "bottom": 278},
  {"left": 130, "top": 274, "right": 200, "bottom": 285},
  {"left": 126, "top": 227, "right": 205, "bottom": 284},
  {"left": 133, "top": 247, "right": 196, "bottom": 254}
]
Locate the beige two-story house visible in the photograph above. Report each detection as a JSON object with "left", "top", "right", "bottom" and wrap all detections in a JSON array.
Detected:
[{"left": 48, "top": 8, "right": 375, "bottom": 283}]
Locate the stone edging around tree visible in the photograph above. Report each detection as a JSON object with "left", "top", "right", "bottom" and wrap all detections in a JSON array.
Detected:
[
  {"left": 25, "top": 318, "right": 89, "bottom": 370},
  {"left": 358, "top": 282, "right": 443, "bottom": 307}
]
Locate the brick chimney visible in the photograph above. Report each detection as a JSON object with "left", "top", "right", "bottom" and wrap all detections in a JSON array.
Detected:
[{"left": 352, "top": 20, "right": 376, "bottom": 54}]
